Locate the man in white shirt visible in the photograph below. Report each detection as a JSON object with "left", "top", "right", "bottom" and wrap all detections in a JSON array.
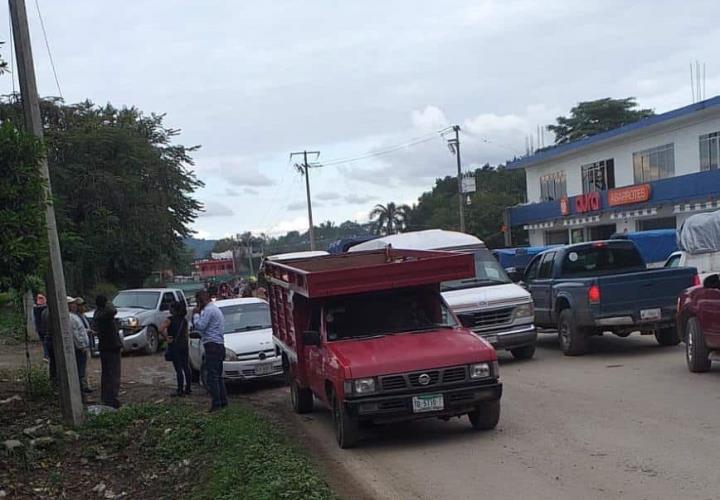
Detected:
[{"left": 68, "top": 297, "right": 92, "bottom": 394}]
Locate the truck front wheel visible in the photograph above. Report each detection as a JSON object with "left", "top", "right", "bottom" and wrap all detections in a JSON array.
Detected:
[
  {"left": 332, "top": 392, "right": 359, "bottom": 449},
  {"left": 290, "top": 379, "right": 314, "bottom": 414},
  {"left": 510, "top": 344, "right": 536, "bottom": 360},
  {"left": 557, "top": 309, "right": 588, "bottom": 356},
  {"left": 686, "top": 317, "right": 711, "bottom": 373},
  {"left": 655, "top": 326, "right": 681, "bottom": 346},
  {"left": 143, "top": 326, "right": 159, "bottom": 355},
  {"left": 468, "top": 399, "right": 500, "bottom": 430}
]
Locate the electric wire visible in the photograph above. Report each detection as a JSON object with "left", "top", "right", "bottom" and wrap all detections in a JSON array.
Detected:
[{"left": 33, "top": 0, "right": 62, "bottom": 99}]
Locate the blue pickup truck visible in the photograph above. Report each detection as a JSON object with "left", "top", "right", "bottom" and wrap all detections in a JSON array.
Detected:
[{"left": 523, "top": 240, "right": 699, "bottom": 356}]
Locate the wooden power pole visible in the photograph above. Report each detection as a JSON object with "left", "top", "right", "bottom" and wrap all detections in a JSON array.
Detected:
[
  {"left": 10, "top": 0, "right": 84, "bottom": 426},
  {"left": 290, "top": 150, "right": 320, "bottom": 251}
]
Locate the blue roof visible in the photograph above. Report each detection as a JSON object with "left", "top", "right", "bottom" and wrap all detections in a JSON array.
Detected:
[{"left": 507, "top": 95, "right": 720, "bottom": 170}]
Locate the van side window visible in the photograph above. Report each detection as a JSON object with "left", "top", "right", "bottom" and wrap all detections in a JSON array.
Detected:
[{"left": 538, "top": 252, "right": 556, "bottom": 279}]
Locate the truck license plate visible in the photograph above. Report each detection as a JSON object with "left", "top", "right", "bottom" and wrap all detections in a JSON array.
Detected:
[
  {"left": 640, "top": 308, "right": 661, "bottom": 321},
  {"left": 412, "top": 394, "right": 444, "bottom": 413},
  {"left": 255, "top": 364, "right": 274, "bottom": 375}
]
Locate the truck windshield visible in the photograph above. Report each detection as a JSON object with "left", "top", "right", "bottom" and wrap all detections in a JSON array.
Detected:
[
  {"left": 441, "top": 248, "right": 511, "bottom": 291},
  {"left": 113, "top": 291, "right": 160, "bottom": 310},
  {"left": 325, "top": 288, "right": 457, "bottom": 341},
  {"left": 561, "top": 244, "right": 645, "bottom": 276},
  {"left": 220, "top": 302, "right": 271, "bottom": 334}
]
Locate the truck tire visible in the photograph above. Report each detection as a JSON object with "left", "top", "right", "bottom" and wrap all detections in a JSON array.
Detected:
[
  {"left": 510, "top": 344, "right": 536, "bottom": 360},
  {"left": 332, "top": 392, "right": 359, "bottom": 449},
  {"left": 468, "top": 399, "right": 501, "bottom": 430},
  {"left": 685, "top": 317, "right": 711, "bottom": 373},
  {"left": 290, "top": 379, "right": 314, "bottom": 414},
  {"left": 143, "top": 326, "right": 159, "bottom": 355},
  {"left": 655, "top": 326, "right": 681, "bottom": 346},
  {"left": 557, "top": 309, "right": 588, "bottom": 356}
]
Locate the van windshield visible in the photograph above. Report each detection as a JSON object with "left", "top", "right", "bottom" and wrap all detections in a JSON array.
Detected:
[
  {"left": 325, "top": 288, "right": 457, "bottom": 341},
  {"left": 442, "top": 248, "right": 511, "bottom": 291}
]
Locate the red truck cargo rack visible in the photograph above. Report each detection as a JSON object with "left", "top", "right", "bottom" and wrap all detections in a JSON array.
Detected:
[{"left": 263, "top": 247, "right": 475, "bottom": 298}]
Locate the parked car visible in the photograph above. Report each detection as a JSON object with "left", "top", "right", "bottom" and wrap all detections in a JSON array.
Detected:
[
  {"left": 87, "top": 288, "right": 188, "bottom": 355},
  {"left": 523, "top": 240, "right": 699, "bottom": 356},
  {"left": 349, "top": 229, "right": 537, "bottom": 360},
  {"left": 266, "top": 248, "right": 502, "bottom": 448},
  {"left": 188, "top": 298, "right": 282, "bottom": 383},
  {"left": 677, "top": 273, "right": 720, "bottom": 372}
]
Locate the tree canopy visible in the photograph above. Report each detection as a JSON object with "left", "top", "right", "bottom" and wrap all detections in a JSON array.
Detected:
[
  {"left": 547, "top": 97, "right": 654, "bottom": 144},
  {"left": 369, "top": 202, "right": 411, "bottom": 235}
]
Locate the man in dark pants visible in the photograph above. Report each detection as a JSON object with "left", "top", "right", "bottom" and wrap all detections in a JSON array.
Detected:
[
  {"left": 40, "top": 306, "right": 57, "bottom": 385},
  {"left": 193, "top": 290, "right": 227, "bottom": 411},
  {"left": 94, "top": 295, "right": 122, "bottom": 408},
  {"left": 33, "top": 294, "right": 49, "bottom": 360}
]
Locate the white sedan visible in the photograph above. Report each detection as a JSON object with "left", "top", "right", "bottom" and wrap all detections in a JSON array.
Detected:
[{"left": 189, "top": 298, "right": 283, "bottom": 383}]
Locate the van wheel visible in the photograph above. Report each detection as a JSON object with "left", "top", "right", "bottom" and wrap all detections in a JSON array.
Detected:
[
  {"left": 143, "top": 326, "right": 159, "bottom": 355},
  {"left": 655, "top": 326, "right": 680, "bottom": 346},
  {"left": 468, "top": 399, "right": 500, "bottom": 430},
  {"left": 557, "top": 309, "right": 588, "bottom": 356},
  {"left": 686, "top": 317, "right": 711, "bottom": 373},
  {"left": 332, "top": 392, "right": 359, "bottom": 449},
  {"left": 290, "top": 379, "right": 314, "bottom": 414},
  {"left": 510, "top": 344, "right": 536, "bottom": 360}
]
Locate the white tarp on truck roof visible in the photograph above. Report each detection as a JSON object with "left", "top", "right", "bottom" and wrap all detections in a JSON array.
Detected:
[{"left": 678, "top": 210, "right": 720, "bottom": 254}]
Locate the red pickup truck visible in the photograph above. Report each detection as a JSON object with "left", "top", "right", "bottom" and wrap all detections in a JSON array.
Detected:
[
  {"left": 265, "top": 248, "right": 502, "bottom": 448},
  {"left": 677, "top": 273, "right": 720, "bottom": 372}
]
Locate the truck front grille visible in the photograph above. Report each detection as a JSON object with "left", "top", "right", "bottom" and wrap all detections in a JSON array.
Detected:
[
  {"left": 469, "top": 307, "right": 514, "bottom": 330},
  {"left": 379, "top": 365, "right": 469, "bottom": 393}
]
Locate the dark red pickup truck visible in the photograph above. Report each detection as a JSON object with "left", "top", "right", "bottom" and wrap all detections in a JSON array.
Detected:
[
  {"left": 265, "top": 248, "right": 502, "bottom": 448},
  {"left": 677, "top": 273, "right": 720, "bottom": 372}
]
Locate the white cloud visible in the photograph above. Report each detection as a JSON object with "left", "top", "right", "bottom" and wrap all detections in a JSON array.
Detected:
[
  {"left": 344, "top": 194, "right": 376, "bottom": 205},
  {"left": 226, "top": 167, "right": 276, "bottom": 187},
  {"left": 243, "top": 187, "right": 259, "bottom": 195},
  {"left": 225, "top": 187, "right": 239, "bottom": 196},
  {"left": 411, "top": 105, "right": 448, "bottom": 133},
  {"left": 287, "top": 200, "right": 323, "bottom": 211},
  {"left": 198, "top": 200, "right": 235, "bottom": 218}
]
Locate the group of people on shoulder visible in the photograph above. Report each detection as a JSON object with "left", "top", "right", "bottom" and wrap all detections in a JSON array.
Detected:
[{"left": 205, "top": 277, "right": 267, "bottom": 302}]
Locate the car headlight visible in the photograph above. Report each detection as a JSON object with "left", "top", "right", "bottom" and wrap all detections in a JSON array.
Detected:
[
  {"left": 224, "top": 348, "right": 238, "bottom": 362},
  {"left": 350, "top": 378, "right": 376, "bottom": 395},
  {"left": 514, "top": 302, "right": 534, "bottom": 321},
  {"left": 469, "top": 363, "right": 491, "bottom": 379},
  {"left": 122, "top": 317, "right": 139, "bottom": 328}
]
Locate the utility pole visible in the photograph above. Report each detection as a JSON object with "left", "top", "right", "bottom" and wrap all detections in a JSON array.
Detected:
[
  {"left": 447, "top": 125, "right": 465, "bottom": 233},
  {"left": 290, "top": 150, "right": 320, "bottom": 251},
  {"left": 10, "top": 0, "right": 83, "bottom": 426}
]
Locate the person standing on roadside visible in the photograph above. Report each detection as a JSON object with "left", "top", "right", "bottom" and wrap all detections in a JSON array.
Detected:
[
  {"left": 193, "top": 290, "right": 227, "bottom": 411},
  {"left": 40, "top": 306, "right": 57, "bottom": 385},
  {"left": 94, "top": 295, "right": 122, "bottom": 408},
  {"left": 160, "top": 301, "right": 192, "bottom": 397},
  {"left": 33, "top": 294, "right": 49, "bottom": 361},
  {"left": 68, "top": 297, "right": 92, "bottom": 395}
]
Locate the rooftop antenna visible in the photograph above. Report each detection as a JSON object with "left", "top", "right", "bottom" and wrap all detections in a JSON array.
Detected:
[{"left": 690, "top": 62, "right": 695, "bottom": 103}]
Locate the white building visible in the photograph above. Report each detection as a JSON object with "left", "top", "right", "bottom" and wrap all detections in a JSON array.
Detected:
[{"left": 507, "top": 96, "right": 720, "bottom": 246}]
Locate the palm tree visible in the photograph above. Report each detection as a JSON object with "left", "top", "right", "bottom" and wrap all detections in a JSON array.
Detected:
[{"left": 369, "top": 202, "right": 412, "bottom": 235}]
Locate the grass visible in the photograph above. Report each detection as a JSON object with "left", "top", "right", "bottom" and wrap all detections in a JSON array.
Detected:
[{"left": 83, "top": 402, "right": 336, "bottom": 500}]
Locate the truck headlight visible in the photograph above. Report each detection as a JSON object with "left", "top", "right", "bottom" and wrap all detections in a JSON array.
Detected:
[
  {"left": 514, "top": 302, "right": 534, "bottom": 321},
  {"left": 225, "top": 348, "right": 238, "bottom": 362},
  {"left": 469, "top": 363, "right": 491, "bottom": 379},
  {"left": 122, "top": 317, "right": 139, "bottom": 328},
  {"left": 352, "top": 378, "right": 376, "bottom": 394}
]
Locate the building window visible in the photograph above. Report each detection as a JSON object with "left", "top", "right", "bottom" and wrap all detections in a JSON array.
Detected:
[
  {"left": 633, "top": 144, "right": 674, "bottom": 183},
  {"left": 582, "top": 159, "right": 615, "bottom": 193},
  {"left": 700, "top": 132, "right": 719, "bottom": 171},
  {"left": 637, "top": 216, "right": 676, "bottom": 231},
  {"left": 539, "top": 171, "right": 566, "bottom": 202}
]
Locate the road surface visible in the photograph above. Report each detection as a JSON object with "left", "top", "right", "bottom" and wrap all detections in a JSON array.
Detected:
[{"left": 247, "top": 333, "right": 720, "bottom": 500}]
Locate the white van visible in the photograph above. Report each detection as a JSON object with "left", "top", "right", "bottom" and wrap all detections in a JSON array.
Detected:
[{"left": 350, "top": 229, "right": 537, "bottom": 359}]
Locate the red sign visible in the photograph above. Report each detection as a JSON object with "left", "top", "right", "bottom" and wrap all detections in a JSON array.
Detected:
[
  {"left": 560, "top": 197, "right": 570, "bottom": 216},
  {"left": 608, "top": 184, "right": 652, "bottom": 207},
  {"left": 574, "top": 192, "right": 601, "bottom": 213}
]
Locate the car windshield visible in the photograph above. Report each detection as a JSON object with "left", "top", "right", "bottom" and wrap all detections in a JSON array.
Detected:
[
  {"left": 441, "top": 248, "right": 511, "bottom": 291},
  {"left": 113, "top": 291, "right": 160, "bottom": 310},
  {"left": 561, "top": 244, "right": 645, "bottom": 276},
  {"left": 220, "top": 302, "right": 271, "bottom": 334},
  {"left": 325, "top": 287, "right": 457, "bottom": 341}
]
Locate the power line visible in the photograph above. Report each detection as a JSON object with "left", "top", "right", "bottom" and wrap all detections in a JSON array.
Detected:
[
  {"left": 318, "top": 132, "right": 441, "bottom": 167},
  {"left": 33, "top": 0, "right": 62, "bottom": 99}
]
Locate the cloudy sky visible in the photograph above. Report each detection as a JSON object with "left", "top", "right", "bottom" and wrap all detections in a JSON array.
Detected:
[{"left": 2, "top": 0, "right": 719, "bottom": 239}]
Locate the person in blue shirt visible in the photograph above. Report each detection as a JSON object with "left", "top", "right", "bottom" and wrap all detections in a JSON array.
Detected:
[{"left": 193, "top": 290, "right": 228, "bottom": 411}]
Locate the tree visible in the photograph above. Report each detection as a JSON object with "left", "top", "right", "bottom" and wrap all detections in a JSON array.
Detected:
[
  {"left": 0, "top": 98, "right": 203, "bottom": 292},
  {"left": 548, "top": 97, "right": 654, "bottom": 144},
  {"left": 369, "top": 202, "right": 411, "bottom": 235}
]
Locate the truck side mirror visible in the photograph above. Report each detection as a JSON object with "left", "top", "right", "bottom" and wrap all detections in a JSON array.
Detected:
[
  {"left": 302, "top": 330, "right": 321, "bottom": 347},
  {"left": 703, "top": 274, "right": 720, "bottom": 289}
]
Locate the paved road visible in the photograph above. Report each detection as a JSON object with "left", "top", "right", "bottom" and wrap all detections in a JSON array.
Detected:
[{"left": 248, "top": 333, "right": 720, "bottom": 500}]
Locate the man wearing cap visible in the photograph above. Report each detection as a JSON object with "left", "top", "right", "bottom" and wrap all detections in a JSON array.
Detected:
[{"left": 68, "top": 297, "right": 92, "bottom": 394}]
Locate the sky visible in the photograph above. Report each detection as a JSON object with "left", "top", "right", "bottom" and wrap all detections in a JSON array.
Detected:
[{"left": 2, "top": 0, "right": 720, "bottom": 239}]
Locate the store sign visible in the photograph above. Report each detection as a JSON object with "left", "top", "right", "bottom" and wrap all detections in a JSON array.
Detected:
[
  {"left": 574, "top": 192, "right": 601, "bottom": 213},
  {"left": 608, "top": 184, "right": 652, "bottom": 207}
]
